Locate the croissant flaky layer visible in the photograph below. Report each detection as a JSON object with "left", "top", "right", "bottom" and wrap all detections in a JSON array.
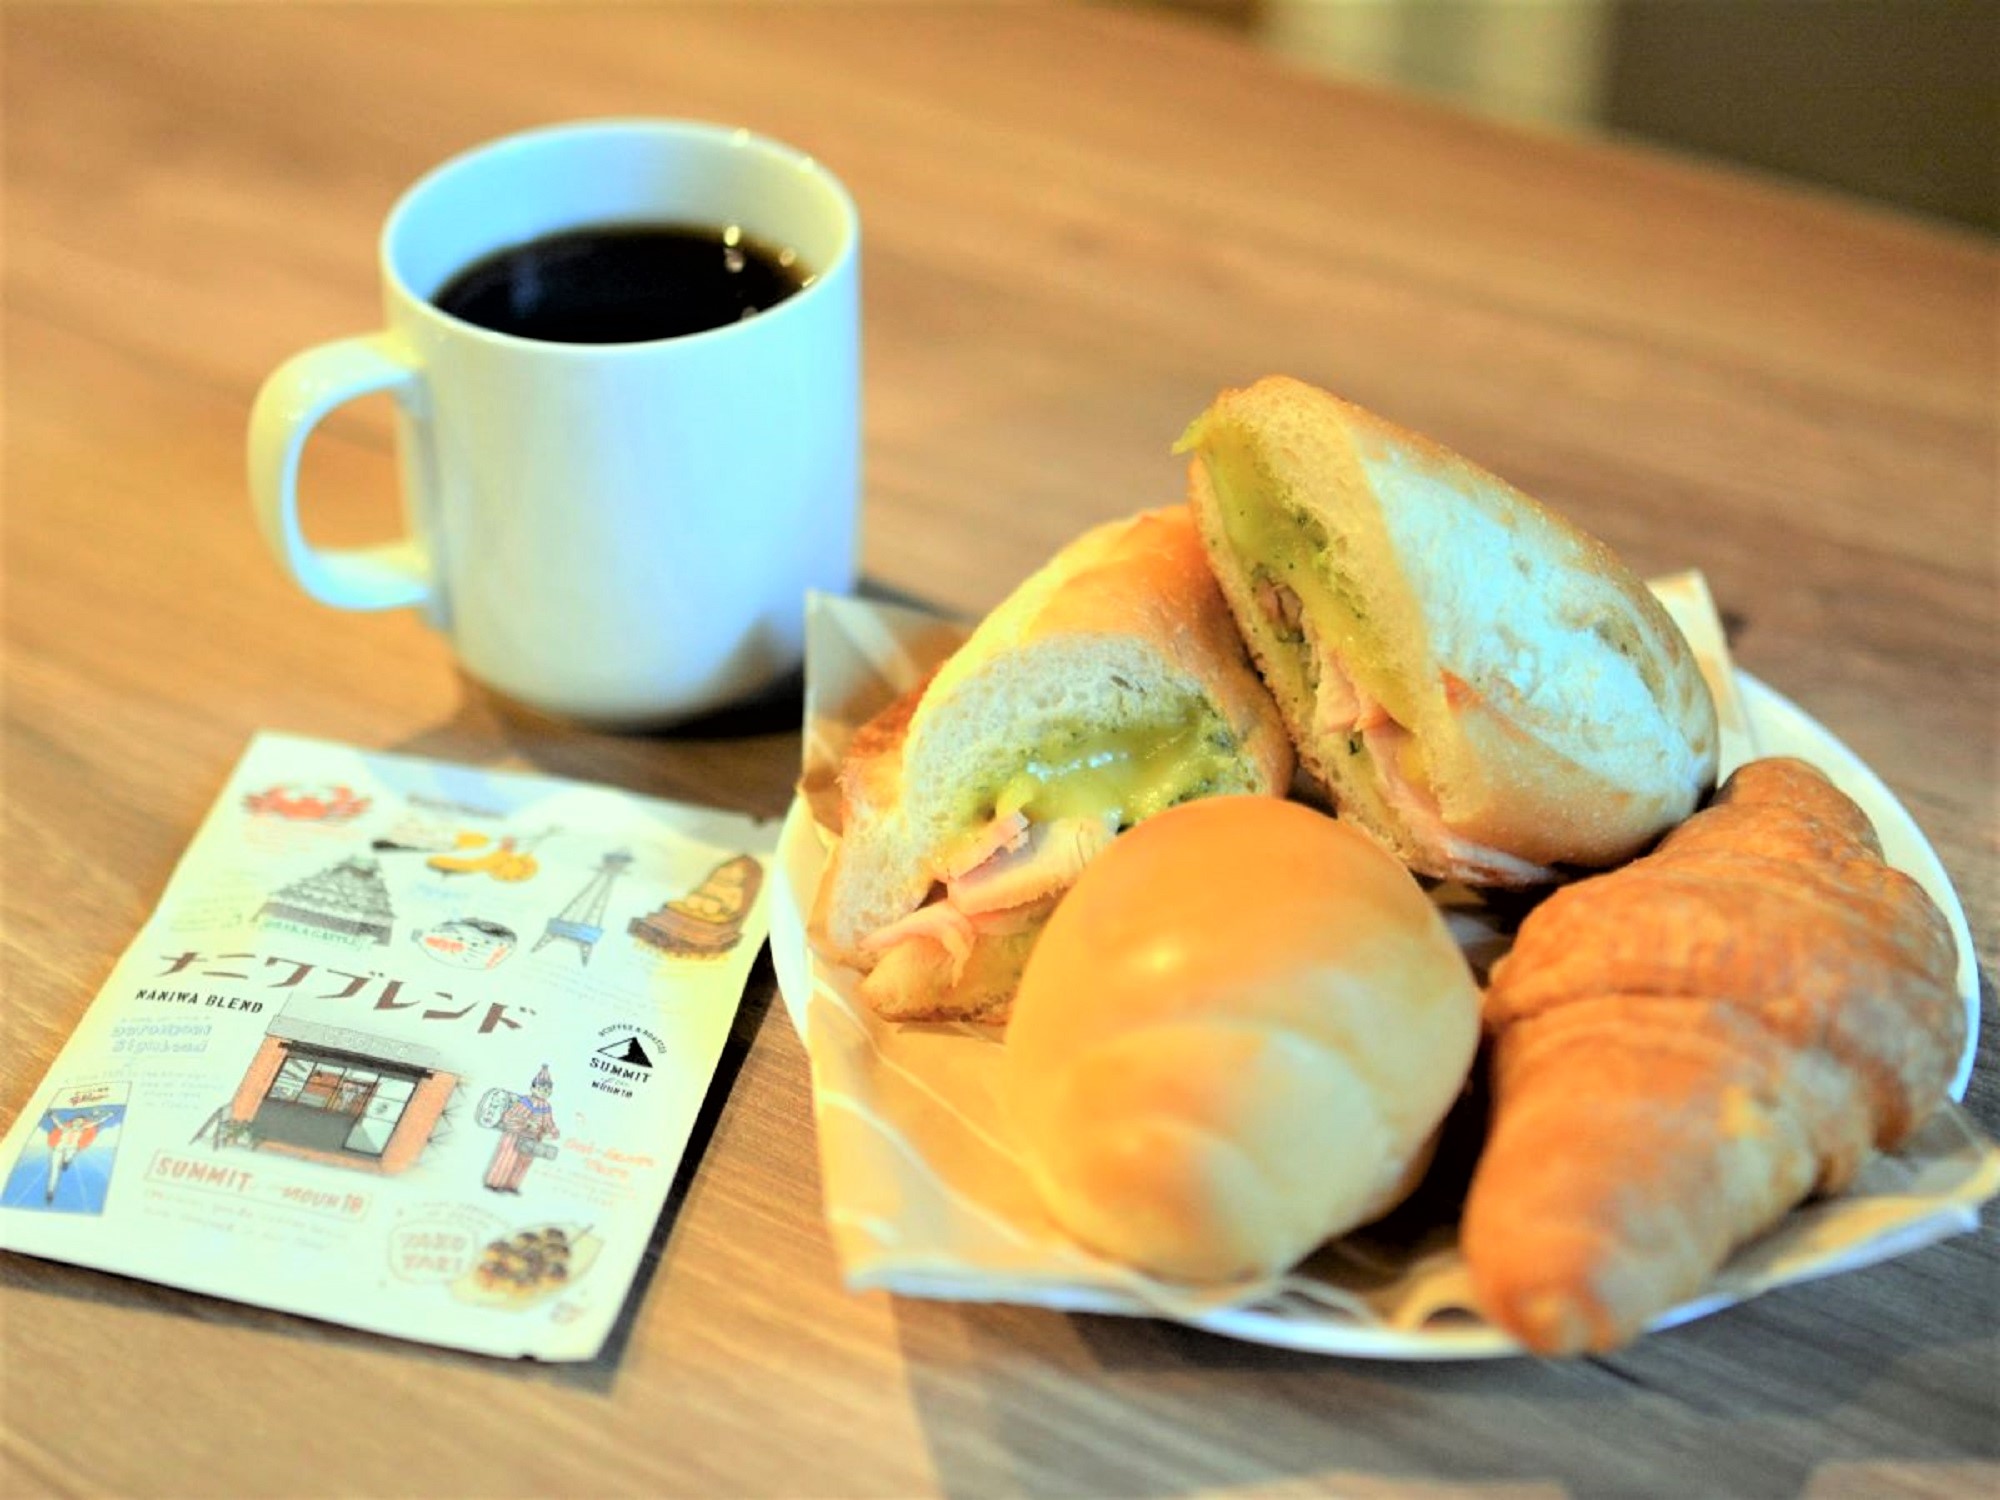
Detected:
[{"left": 1461, "top": 756, "right": 1965, "bottom": 1355}]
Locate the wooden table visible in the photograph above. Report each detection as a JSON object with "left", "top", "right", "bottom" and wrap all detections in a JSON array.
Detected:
[{"left": 6, "top": 3, "right": 1995, "bottom": 1494}]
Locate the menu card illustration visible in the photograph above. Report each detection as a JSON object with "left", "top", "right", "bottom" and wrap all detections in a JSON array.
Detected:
[{"left": 0, "top": 732, "right": 777, "bottom": 1361}]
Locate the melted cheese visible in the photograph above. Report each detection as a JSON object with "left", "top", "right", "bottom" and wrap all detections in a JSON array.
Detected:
[
  {"left": 1198, "top": 435, "right": 1455, "bottom": 829},
  {"left": 966, "top": 712, "right": 1243, "bottom": 833},
  {"left": 1201, "top": 436, "right": 1409, "bottom": 724}
]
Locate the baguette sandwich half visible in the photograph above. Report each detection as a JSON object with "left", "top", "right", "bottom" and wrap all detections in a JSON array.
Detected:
[
  {"left": 814, "top": 506, "right": 1294, "bottom": 1024},
  {"left": 1178, "top": 377, "right": 1717, "bottom": 886}
]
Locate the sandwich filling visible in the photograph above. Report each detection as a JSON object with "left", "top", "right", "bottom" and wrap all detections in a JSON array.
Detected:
[
  {"left": 858, "top": 708, "right": 1251, "bottom": 1020},
  {"left": 1202, "top": 448, "right": 1554, "bottom": 884}
]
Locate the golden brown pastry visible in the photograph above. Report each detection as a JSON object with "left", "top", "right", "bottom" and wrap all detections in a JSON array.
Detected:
[
  {"left": 1003, "top": 796, "right": 1481, "bottom": 1283},
  {"left": 1461, "top": 756, "right": 1964, "bottom": 1354}
]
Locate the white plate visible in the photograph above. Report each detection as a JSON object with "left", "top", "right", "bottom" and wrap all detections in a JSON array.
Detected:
[{"left": 769, "top": 670, "right": 1983, "bottom": 1358}]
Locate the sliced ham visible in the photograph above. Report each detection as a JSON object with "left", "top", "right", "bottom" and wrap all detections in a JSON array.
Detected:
[
  {"left": 1306, "top": 636, "right": 1542, "bottom": 882},
  {"left": 853, "top": 788, "right": 1140, "bottom": 1022},
  {"left": 860, "top": 899, "right": 975, "bottom": 981},
  {"left": 1360, "top": 718, "right": 1555, "bottom": 886},
  {"left": 1256, "top": 574, "right": 1305, "bottom": 637},
  {"left": 858, "top": 815, "right": 1115, "bottom": 997},
  {"left": 966, "top": 897, "right": 1056, "bottom": 937},
  {"left": 947, "top": 815, "right": 1117, "bottom": 916},
  {"left": 857, "top": 938, "right": 957, "bottom": 1016},
  {"left": 938, "top": 809, "right": 1030, "bottom": 881},
  {"left": 1310, "top": 647, "right": 1364, "bottom": 745}
]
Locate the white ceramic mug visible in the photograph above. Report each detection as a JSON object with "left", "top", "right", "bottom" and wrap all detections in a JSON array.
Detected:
[{"left": 249, "top": 119, "right": 860, "bottom": 725}]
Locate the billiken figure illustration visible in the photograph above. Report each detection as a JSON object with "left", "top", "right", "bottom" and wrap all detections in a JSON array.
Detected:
[{"left": 484, "top": 1065, "right": 559, "bottom": 1194}]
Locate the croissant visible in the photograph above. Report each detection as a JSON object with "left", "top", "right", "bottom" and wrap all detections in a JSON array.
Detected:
[{"left": 1461, "top": 756, "right": 1965, "bottom": 1355}]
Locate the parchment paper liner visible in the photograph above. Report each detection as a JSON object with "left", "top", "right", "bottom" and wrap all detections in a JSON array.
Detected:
[{"left": 768, "top": 572, "right": 1997, "bottom": 1355}]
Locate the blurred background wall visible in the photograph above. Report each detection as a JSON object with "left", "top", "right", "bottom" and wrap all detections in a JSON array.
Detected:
[{"left": 1128, "top": 0, "right": 1998, "bottom": 235}]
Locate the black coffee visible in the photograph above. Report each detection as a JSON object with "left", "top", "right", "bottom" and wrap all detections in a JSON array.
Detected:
[{"left": 432, "top": 222, "right": 811, "bottom": 343}]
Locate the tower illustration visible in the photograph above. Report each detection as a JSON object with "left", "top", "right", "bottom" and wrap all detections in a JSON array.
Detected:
[{"left": 534, "top": 850, "right": 632, "bottom": 964}]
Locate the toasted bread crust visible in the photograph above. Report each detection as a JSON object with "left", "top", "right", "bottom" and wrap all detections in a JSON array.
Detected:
[
  {"left": 913, "top": 507, "right": 1284, "bottom": 755},
  {"left": 810, "top": 678, "right": 937, "bottom": 968},
  {"left": 1183, "top": 376, "right": 1717, "bottom": 884},
  {"left": 814, "top": 506, "right": 1293, "bottom": 1014}
]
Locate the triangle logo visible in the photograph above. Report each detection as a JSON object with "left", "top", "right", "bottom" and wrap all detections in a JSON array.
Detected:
[{"left": 597, "top": 1036, "right": 654, "bottom": 1069}]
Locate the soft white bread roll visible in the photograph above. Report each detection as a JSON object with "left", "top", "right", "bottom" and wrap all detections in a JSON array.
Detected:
[
  {"left": 814, "top": 507, "right": 1293, "bottom": 1024},
  {"left": 1177, "top": 377, "right": 1719, "bottom": 886},
  {"left": 1002, "top": 796, "right": 1481, "bottom": 1284}
]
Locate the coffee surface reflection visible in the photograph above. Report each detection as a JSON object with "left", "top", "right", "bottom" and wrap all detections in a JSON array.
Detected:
[{"left": 433, "top": 222, "right": 811, "bottom": 343}]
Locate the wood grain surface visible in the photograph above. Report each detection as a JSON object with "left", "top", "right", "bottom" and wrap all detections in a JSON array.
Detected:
[{"left": 3, "top": 3, "right": 1995, "bottom": 1496}]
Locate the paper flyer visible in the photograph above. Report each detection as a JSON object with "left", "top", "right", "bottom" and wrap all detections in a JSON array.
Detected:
[{"left": 0, "top": 732, "right": 777, "bottom": 1361}]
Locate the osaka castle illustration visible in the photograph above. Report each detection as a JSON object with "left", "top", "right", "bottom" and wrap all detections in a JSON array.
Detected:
[{"left": 257, "top": 855, "right": 396, "bottom": 945}]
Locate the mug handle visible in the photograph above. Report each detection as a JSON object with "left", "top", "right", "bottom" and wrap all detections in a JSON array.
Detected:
[{"left": 248, "top": 333, "right": 435, "bottom": 610}]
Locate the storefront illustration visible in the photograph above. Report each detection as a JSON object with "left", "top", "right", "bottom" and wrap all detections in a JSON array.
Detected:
[{"left": 218, "top": 1017, "right": 459, "bottom": 1173}]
